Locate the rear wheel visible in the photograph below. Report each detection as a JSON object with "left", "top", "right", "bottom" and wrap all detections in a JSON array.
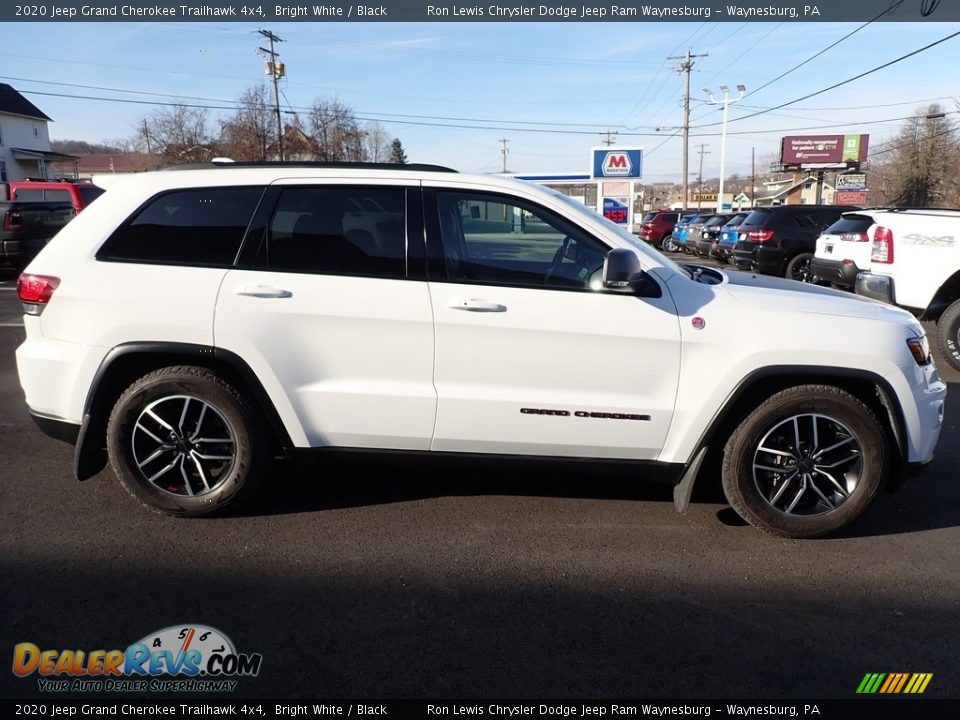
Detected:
[
  {"left": 935, "top": 299, "right": 960, "bottom": 372},
  {"left": 721, "top": 385, "right": 887, "bottom": 538},
  {"left": 786, "top": 252, "right": 815, "bottom": 282},
  {"left": 106, "top": 366, "right": 270, "bottom": 517},
  {"left": 661, "top": 235, "right": 679, "bottom": 253}
]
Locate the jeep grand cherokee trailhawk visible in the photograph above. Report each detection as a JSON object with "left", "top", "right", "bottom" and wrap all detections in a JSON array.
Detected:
[{"left": 15, "top": 162, "right": 946, "bottom": 538}]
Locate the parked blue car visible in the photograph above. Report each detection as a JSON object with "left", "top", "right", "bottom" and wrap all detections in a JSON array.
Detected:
[{"left": 713, "top": 212, "right": 751, "bottom": 263}]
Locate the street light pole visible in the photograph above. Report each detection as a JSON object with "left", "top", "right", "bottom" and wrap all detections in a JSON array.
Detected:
[{"left": 703, "top": 84, "right": 746, "bottom": 214}]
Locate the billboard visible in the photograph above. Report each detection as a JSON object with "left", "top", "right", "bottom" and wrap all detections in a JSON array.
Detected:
[
  {"left": 836, "top": 190, "right": 868, "bottom": 205},
  {"left": 836, "top": 173, "right": 867, "bottom": 191},
  {"left": 780, "top": 134, "right": 869, "bottom": 166}
]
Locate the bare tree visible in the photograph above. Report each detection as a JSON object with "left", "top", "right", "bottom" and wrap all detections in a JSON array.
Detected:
[
  {"left": 307, "top": 98, "right": 364, "bottom": 161},
  {"left": 362, "top": 122, "right": 391, "bottom": 162},
  {"left": 870, "top": 104, "right": 960, "bottom": 207},
  {"left": 218, "top": 85, "right": 274, "bottom": 161},
  {"left": 139, "top": 103, "right": 213, "bottom": 164}
]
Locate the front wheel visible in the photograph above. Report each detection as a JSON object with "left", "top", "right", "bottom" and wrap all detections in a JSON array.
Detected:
[
  {"left": 935, "top": 299, "right": 960, "bottom": 372},
  {"left": 721, "top": 385, "right": 888, "bottom": 538},
  {"left": 106, "top": 366, "right": 270, "bottom": 517}
]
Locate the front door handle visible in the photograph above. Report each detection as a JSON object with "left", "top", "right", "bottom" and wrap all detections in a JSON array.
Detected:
[
  {"left": 449, "top": 298, "right": 507, "bottom": 313},
  {"left": 235, "top": 285, "right": 293, "bottom": 299}
]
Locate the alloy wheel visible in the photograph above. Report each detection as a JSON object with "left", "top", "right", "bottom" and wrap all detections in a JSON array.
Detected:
[
  {"left": 752, "top": 413, "right": 862, "bottom": 516},
  {"left": 131, "top": 395, "right": 237, "bottom": 497}
]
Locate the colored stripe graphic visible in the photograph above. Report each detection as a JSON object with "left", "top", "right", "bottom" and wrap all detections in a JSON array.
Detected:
[{"left": 857, "top": 673, "right": 932, "bottom": 694}]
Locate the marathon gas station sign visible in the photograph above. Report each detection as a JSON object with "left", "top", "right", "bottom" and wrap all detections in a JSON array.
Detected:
[{"left": 591, "top": 148, "right": 642, "bottom": 225}]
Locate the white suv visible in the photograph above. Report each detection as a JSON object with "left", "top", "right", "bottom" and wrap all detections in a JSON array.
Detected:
[{"left": 15, "top": 163, "right": 947, "bottom": 538}]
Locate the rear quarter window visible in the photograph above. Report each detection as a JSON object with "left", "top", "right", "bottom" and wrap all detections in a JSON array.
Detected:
[
  {"left": 97, "top": 187, "right": 264, "bottom": 266},
  {"left": 740, "top": 209, "right": 773, "bottom": 228}
]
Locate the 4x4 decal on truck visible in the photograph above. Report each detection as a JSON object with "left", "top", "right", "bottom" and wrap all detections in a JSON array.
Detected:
[{"left": 902, "top": 233, "right": 955, "bottom": 247}]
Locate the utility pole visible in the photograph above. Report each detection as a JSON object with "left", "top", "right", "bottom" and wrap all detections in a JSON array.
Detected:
[
  {"left": 141, "top": 119, "right": 153, "bottom": 157},
  {"left": 695, "top": 143, "right": 711, "bottom": 210},
  {"left": 751, "top": 146, "right": 756, "bottom": 206},
  {"left": 667, "top": 49, "right": 708, "bottom": 210},
  {"left": 258, "top": 29, "right": 285, "bottom": 161},
  {"left": 499, "top": 138, "right": 510, "bottom": 173},
  {"left": 601, "top": 130, "right": 618, "bottom": 146}
]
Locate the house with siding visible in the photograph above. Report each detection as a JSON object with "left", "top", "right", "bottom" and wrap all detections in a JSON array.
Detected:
[{"left": 0, "top": 83, "right": 77, "bottom": 181}]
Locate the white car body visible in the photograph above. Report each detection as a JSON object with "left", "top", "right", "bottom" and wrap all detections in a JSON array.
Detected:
[{"left": 14, "top": 165, "right": 948, "bottom": 535}]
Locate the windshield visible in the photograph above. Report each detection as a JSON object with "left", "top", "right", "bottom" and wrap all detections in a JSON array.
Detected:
[{"left": 543, "top": 189, "right": 689, "bottom": 278}]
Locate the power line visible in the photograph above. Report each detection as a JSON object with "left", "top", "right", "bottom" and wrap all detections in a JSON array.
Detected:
[{"left": 691, "top": 28, "right": 960, "bottom": 129}]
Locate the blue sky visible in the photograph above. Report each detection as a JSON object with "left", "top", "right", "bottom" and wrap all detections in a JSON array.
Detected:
[{"left": 4, "top": 20, "right": 959, "bottom": 180}]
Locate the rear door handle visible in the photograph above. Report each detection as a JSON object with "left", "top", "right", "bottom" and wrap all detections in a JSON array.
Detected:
[
  {"left": 235, "top": 285, "right": 293, "bottom": 299},
  {"left": 449, "top": 298, "right": 507, "bottom": 312}
]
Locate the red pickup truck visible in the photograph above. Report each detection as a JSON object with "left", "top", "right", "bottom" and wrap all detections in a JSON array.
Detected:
[{"left": 6, "top": 179, "right": 104, "bottom": 213}]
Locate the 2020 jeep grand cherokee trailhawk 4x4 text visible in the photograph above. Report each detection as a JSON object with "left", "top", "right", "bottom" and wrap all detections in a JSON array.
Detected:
[{"left": 15, "top": 162, "right": 946, "bottom": 538}]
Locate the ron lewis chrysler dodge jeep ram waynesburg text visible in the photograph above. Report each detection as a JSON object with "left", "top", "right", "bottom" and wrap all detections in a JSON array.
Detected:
[{"left": 15, "top": 162, "right": 947, "bottom": 538}]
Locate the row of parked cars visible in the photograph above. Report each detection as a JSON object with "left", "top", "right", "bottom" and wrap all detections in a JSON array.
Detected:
[{"left": 637, "top": 205, "right": 863, "bottom": 284}]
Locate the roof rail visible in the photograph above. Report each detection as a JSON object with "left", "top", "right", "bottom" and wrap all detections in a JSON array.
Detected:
[{"left": 159, "top": 160, "right": 458, "bottom": 173}]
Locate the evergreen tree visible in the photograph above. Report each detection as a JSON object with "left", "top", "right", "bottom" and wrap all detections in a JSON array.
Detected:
[{"left": 389, "top": 138, "right": 408, "bottom": 164}]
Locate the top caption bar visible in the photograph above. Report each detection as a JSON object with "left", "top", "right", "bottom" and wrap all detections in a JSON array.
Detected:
[{"left": 3, "top": 0, "right": 956, "bottom": 22}]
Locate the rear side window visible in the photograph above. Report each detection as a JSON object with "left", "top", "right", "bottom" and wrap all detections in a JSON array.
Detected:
[
  {"left": 45, "top": 189, "right": 72, "bottom": 203},
  {"left": 12, "top": 188, "right": 43, "bottom": 202},
  {"left": 98, "top": 187, "right": 263, "bottom": 266},
  {"left": 264, "top": 186, "right": 406, "bottom": 279}
]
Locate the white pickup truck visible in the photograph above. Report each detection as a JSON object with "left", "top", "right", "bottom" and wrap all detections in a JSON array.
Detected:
[{"left": 855, "top": 208, "right": 960, "bottom": 370}]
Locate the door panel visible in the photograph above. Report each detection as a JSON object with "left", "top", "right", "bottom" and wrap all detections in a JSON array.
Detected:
[
  {"left": 426, "top": 189, "right": 681, "bottom": 459},
  {"left": 214, "top": 184, "right": 436, "bottom": 450},
  {"left": 429, "top": 283, "right": 681, "bottom": 458}
]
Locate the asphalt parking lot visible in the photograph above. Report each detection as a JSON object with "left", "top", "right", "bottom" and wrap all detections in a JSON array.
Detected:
[{"left": 1, "top": 263, "right": 959, "bottom": 702}]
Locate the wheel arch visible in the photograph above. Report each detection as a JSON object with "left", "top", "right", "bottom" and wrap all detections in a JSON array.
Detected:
[
  {"left": 676, "top": 366, "right": 908, "bottom": 507},
  {"left": 75, "top": 342, "right": 293, "bottom": 481},
  {"left": 922, "top": 269, "right": 960, "bottom": 322}
]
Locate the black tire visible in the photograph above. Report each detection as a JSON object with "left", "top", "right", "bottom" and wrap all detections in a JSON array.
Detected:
[
  {"left": 661, "top": 235, "right": 679, "bottom": 253},
  {"left": 935, "top": 299, "right": 960, "bottom": 372},
  {"left": 106, "top": 366, "right": 270, "bottom": 517},
  {"left": 721, "top": 385, "right": 888, "bottom": 538},
  {"left": 785, "top": 252, "right": 815, "bottom": 282}
]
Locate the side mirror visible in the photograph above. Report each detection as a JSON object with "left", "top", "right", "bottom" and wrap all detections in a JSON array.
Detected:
[
  {"left": 602, "top": 248, "right": 643, "bottom": 292},
  {"left": 601, "top": 249, "right": 662, "bottom": 297}
]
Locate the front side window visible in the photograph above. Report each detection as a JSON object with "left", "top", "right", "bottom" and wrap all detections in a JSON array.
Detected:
[
  {"left": 436, "top": 191, "right": 609, "bottom": 289},
  {"left": 264, "top": 186, "right": 406, "bottom": 279},
  {"left": 98, "top": 186, "right": 263, "bottom": 266}
]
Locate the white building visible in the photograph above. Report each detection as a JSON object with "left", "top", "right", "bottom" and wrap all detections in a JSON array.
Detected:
[{"left": 0, "top": 83, "right": 77, "bottom": 182}]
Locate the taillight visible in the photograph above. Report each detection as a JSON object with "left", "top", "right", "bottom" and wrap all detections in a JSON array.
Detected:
[
  {"left": 872, "top": 227, "right": 894, "bottom": 263},
  {"left": 3, "top": 209, "right": 23, "bottom": 233},
  {"left": 839, "top": 232, "right": 870, "bottom": 242},
  {"left": 17, "top": 274, "right": 60, "bottom": 316},
  {"left": 747, "top": 229, "right": 775, "bottom": 243}
]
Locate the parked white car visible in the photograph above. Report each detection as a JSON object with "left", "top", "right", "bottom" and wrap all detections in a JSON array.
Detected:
[
  {"left": 15, "top": 163, "right": 946, "bottom": 538},
  {"left": 810, "top": 211, "right": 879, "bottom": 289},
  {"left": 855, "top": 208, "right": 960, "bottom": 370}
]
